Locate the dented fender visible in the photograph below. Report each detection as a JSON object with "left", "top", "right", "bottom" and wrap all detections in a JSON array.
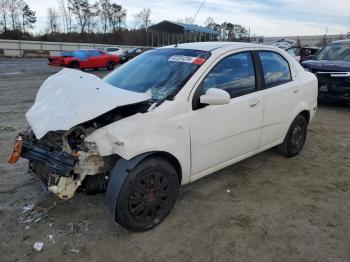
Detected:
[{"left": 85, "top": 101, "right": 191, "bottom": 185}]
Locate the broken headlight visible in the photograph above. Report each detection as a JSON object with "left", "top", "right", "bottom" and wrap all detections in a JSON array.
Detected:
[{"left": 84, "top": 141, "right": 99, "bottom": 154}]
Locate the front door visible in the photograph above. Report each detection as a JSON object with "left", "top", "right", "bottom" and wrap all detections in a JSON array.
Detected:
[
  {"left": 189, "top": 51, "right": 264, "bottom": 177},
  {"left": 86, "top": 50, "right": 105, "bottom": 68}
]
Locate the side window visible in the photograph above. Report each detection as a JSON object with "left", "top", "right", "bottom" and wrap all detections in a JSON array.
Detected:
[
  {"left": 286, "top": 47, "right": 301, "bottom": 56},
  {"left": 89, "top": 50, "right": 101, "bottom": 57},
  {"left": 107, "top": 48, "right": 118, "bottom": 52},
  {"left": 259, "top": 51, "right": 292, "bottom": 88},
  {"left": 199, "top": 52, "right": 256, "bottom": 98}
]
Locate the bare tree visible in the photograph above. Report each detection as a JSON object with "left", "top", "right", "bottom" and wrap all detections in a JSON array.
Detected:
[
  {"left": 109, "top": 3, "right": 126, "bottom": 32},
  {"left": 132, "top": 13, "right": 141, "bottom": 30},
  {"left": 133, "top": 8, "right": 151, "bottom": 30},
  {"left": 141, "top": 8, "right": 151, "bottom": 30},
  {"left": 69, "top": 0, "right": 96, "bottom": 34},
  {"left": 8, "top": 0, "right": 25, "bottom": 31},
  {"left": 47, "top": 7, "right": 59, "bottom": 33},
  {"left": 178, "top": 17, "right": 194, "bottom": 24},
  {"left": 0, "top": 0, "right": 8, "bottom": 32},
  {"left": 86, "top": 3, "right": 99, "bottom": 33},
  {"left": 58, "top": 0, "right": 73, "bottom": 32},
  {"left": 204, "top": 17, "right": 214, "bottom": 27},
  {"left": 97, "top": 0, "right": 111, "bottom": 34}
]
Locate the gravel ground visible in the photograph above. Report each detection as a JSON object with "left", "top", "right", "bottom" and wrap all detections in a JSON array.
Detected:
[{"left": 0, "top": 58, "right": 349, "bottom": 262}]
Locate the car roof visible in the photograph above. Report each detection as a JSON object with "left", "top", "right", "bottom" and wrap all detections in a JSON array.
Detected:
[
  {"left": 76, "top": 49, "right": 99, "bottom": 51},
  {"left": 329, "top": 39, "right": 350, "bottom": 44},
  {"left": 163, "top": 41, "right": 268, "bottom": 51}
]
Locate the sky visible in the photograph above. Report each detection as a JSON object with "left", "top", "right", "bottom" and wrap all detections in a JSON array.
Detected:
[{"left": 27, "top": 0, "right": 350, "bottom": 36}]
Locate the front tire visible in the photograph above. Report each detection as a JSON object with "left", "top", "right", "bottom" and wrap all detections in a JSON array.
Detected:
[
  {"left": 106, "top": 60, "right": 116, "bottom": 70},
  {"left": 279, "top": 114, "right": 308, "bottom": 157},
  {"left": 115, "top": 157, "right": 179, "bottom": 232}
]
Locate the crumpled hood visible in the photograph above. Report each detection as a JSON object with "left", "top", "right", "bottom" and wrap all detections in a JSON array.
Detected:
[{"left": 26, "top": 68, "right": 151, "bottom": 139}]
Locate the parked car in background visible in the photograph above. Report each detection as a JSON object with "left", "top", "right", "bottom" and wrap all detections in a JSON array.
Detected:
[
  {"left": 271, "top": 39, "right": 296, "bottom": 50},
  {"left": 98, "top": 46, "right": 128, "bottom": 63},
  {"left": 99, "top": 46, "right": 124, "bottom": 56},
  {"left": 302, "top": 39, "right": 350, "bottom": 103},
  {"left": 125, "top": 47, "right": 144, "bottom": 61},
  {"left": 286, "top": 46, "right": 319, "bottom": 63},
  {"left": 48, "top": 49, "right": 121, "bottom": 70},
  {"left": 10, "top": 42, "right": 317, "bottom": 232}
]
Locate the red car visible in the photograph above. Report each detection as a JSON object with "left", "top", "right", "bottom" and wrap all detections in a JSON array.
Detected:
[{"left": 48, "top": 49, "right": 121, "bottom": 70}]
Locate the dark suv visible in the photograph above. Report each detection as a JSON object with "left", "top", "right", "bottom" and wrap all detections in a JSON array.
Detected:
[{"left": 302, "top": 39, "right": 350, "bottom": 103}]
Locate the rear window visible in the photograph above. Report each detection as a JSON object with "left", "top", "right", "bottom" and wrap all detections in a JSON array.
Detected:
[
  {"left": 107, "top": 48, "right": 119, "bottom": 52},
  {"left": 105, "top": 48, "right": 210, "bottom": 101},
  {"left": 259, "top": 51, "right": 292, "bottom": 88}
]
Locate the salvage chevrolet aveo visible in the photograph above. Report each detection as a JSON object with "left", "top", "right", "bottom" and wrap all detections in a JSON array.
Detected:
[{"left": 9, "top": 42, "right": 318, "bottom": 231}]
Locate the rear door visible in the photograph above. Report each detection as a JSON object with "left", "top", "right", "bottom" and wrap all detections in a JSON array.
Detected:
[
  {"left": 258, "top": 51, "right": 300, "bottom": 147},
  {"left": 189, "top": 51, "right": 264, "bottom": 176}
]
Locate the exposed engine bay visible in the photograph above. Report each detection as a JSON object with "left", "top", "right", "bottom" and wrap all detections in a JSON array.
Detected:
[{"left": 14, "top": 102, "right": 151, "bottom": 199}]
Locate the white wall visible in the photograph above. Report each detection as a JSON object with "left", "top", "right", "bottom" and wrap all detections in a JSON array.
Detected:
[{"left": 0, "top": 39, "right": 148, "bottom": 57}]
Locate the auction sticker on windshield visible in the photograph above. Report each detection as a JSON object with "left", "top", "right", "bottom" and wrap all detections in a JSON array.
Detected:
[{"left": 168, "top": 55, "right": 206, "bottom": 65}]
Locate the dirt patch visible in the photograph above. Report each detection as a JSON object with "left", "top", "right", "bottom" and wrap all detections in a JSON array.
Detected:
[{"left": 0, "top": 58, "right": 350, "bottom": 262}]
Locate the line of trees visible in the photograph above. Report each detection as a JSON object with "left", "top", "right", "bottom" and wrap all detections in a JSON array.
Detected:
[
  {"left": 45, "top": 0, "right": 128, "bottom": 34},
  {"left": 1, "top": 1, "right": 349, "bottom": 47},
  {"left": 0, "top": 0, "right": 154, "bottom": 44},
  {"left": 0, "top": 0, "right": 252, "bottom": 45},
  {"left": 0, "top": 0, "right": 37, "bottom": 39},
  {"left": 45, "top": 0, "right": 152, "bottom": 34},
  {"left": 204, "top": 17, "right": 250, "bottom": 41}
]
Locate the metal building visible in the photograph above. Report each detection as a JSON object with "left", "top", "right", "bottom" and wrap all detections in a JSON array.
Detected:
[{"left": 149, "top": 20, "right": 219, "bottom": 46}]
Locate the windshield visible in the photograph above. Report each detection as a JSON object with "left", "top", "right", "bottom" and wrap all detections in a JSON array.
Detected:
[
  {"left": 315, "top": 43, "right": 350, "bottom": 61},
  {"left": 104, "top": 48, "right": 211, "bottom": 101}
]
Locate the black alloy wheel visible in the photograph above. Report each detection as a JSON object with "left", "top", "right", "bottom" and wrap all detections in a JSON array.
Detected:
[
  {"left": 279, "top": 114, "right": 308, "bottom": 157},
  {"left": 128, "top": 172, "right": 171, "bottom": 222},
  {"left": 115, "top": 157, "right": 179, "bottom": 231}
]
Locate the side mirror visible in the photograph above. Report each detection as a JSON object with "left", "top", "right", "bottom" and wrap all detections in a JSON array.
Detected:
[{"left": 200, "top": 88, "right": 230, "bottom": 106}]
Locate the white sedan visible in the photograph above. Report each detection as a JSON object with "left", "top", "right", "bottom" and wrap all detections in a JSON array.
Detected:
[
  {"left": 9, "top": 42, "right": 318, "bottom": 231},
  {"left": 100, "top": 46, "right": 124, "bottom": 56}
]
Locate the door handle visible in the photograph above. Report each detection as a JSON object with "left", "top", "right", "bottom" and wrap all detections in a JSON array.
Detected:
[
  {"left": 293, "top": 88, "right": 299, "bottom": 93},
  {"left": 249, "top": 99, "right": 259, "bottom": 107}
]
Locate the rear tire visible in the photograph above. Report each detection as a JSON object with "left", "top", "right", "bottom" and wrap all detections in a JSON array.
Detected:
[
  {"left": 70, "top": 61, "right": 80, "bottom": 69},
  {"left": 115, "top": 156, "right": 179, "bottom": 232},
  {"left": 106, "top": 60, "right": 116, "bottom": 70},
  {"left": 279, "top": 114, "right": 308, "bottom": 157}
]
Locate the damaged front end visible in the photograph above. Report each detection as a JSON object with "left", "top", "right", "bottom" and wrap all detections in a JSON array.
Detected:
[
  {"left": 9, "top": 127, "right": 116, "bottom": 199},
  {"left": 8, "top": 68, "right": 153, "bottom": 199}
]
